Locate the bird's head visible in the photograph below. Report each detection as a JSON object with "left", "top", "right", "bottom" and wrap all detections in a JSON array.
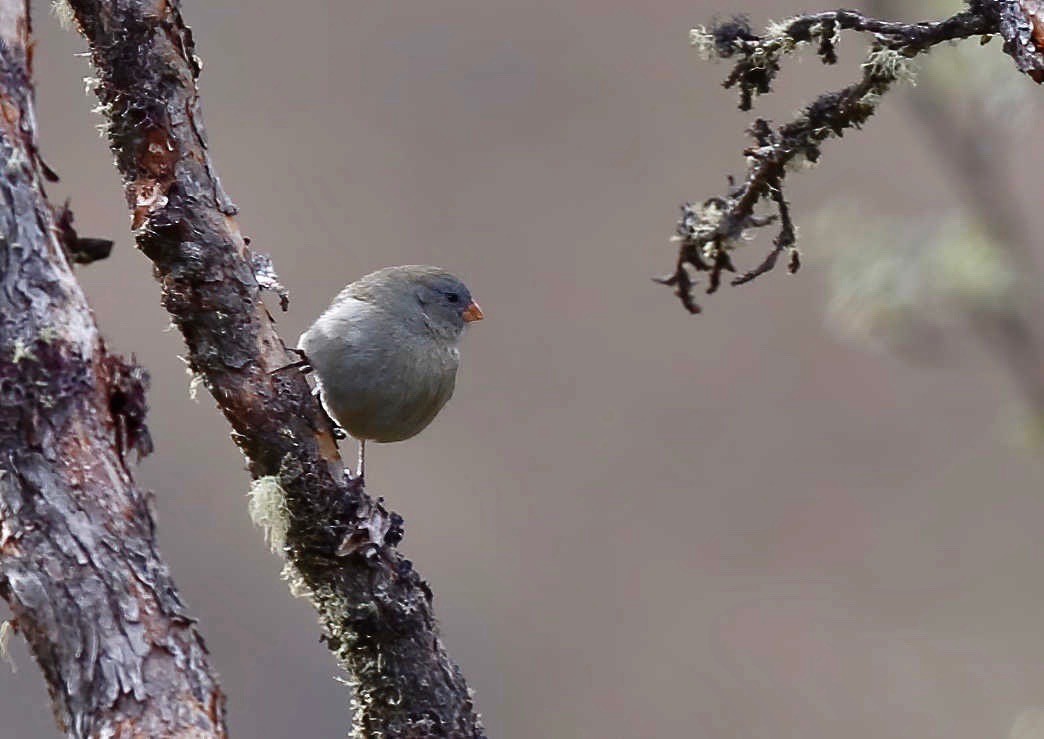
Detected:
[
  {"left": 350, "top": 265, "right": 482, "bottom": 340},
  {"left": 408, "top": 267, "right": 483, "bottom": 338}
]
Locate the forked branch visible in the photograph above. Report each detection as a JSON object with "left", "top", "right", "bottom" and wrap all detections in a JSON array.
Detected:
[{"left": 661, "top": 2, "right": 1044, "bottom": 313}]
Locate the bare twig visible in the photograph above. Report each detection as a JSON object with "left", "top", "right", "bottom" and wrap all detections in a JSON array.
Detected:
[
  {"left": 64, "top": 0, "right": 484, "bottom": 735},
  {"left": 665, "top": 5, "right": 1019, "bottom": 313},
  {"left": 0, "top": 1, "right": 226, "bottom": 735}
]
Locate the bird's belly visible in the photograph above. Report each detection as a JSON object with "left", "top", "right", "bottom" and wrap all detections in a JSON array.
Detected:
[{"left": 319, "top": 353, "right": 458, "bottom": 443}]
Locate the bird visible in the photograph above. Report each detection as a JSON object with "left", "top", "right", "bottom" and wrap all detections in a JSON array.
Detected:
[{"left": 295, "top": 265, "right": 483, "bottom": 480}]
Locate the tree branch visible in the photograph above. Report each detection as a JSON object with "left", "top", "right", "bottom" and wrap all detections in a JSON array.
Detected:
[
  {"left": 0, "top": 1, "right": 226, "bottom": 735},
  {"left": 64, "top": 0, "right": 484, "bottom": 735},
  {"left": 662, "top": 3, "right": 1037, "bottom": 313}
]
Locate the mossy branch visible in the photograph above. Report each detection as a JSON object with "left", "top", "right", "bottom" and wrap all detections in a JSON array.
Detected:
[
  {"left": 62, "top": 0, "right": 485, "bottom": 735},
  {"left": 662, "top": 2, "right": 1043, "bottom": 314}
]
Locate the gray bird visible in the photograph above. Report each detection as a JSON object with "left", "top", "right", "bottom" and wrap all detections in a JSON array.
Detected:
[{"left": 296, "top": 265, "right": 483, "bottom": 479}]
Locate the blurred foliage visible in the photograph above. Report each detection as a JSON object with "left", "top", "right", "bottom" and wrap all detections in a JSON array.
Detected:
[
  {"left": 818, "top": 208, "right": 1016, "bottom": 359},
  {"left": 1010, "top": 707, "right": 1044, "bottom": 739},
  {"left": 921, "top": 34, "right": 1039, "bottom": 128},
  {"left": 810, "top": 7, "right": 1044, "bottom": 442}
]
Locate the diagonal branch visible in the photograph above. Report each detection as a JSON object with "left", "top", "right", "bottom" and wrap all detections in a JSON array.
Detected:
[
  {"left": 64, "top": 0, "right": 484, "bottom": 735},
  {"left": 0, "top": 1, "right": 226, "bottom": 735}
]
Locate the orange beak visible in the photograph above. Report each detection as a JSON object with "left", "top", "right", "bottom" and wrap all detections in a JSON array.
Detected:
[{"left": 462, "top": 300, "right": 484, "bottom": 323}]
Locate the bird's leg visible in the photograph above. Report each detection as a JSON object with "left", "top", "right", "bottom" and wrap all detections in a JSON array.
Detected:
[{"left": 357, "top": 439, "right": 366, "bottom": 481}]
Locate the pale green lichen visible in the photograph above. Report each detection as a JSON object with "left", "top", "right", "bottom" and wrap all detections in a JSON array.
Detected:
[
  {"left": 746, "top": 45, "right": 770, "bottom": 68},
  {"left": 37, "top": 326, "right": 59, "bottom": 344},
  {"left": 671, "top": 199, "right": 744, "bottom": 258},
  {"left": 863, "top": 47, "right": 918, "bottom": 85},
  {"left": 50, "top": 0, "right": 74, "bottom": 30},
  {"left": 4, "top": 148, "right": 27, "bottom": 174},
  {"left": 698, "top": 200, "right": 725, "bottom": 229},
  {"left": 773, "top": 33, "right": 799, "bottom": 55},
  {"left": 764, "top": 18, "right": 796, "bottom": 41},
  {"left": 0, "top": 621, "right": 16, "bottom": 673},
  {"left": 688, "top": 26, "right": 717, "bottom": 60},
  {"left": 247, "top": 476, "right": 289, "bottom": 554},
  {"left": 187, "top": 371, "right": 205, "bottom": 402},
  {"left": 90, "top": 101, "right": 112, "bottom": 138},
  {"left": 858, "top": 90, "right": 884, "bottom": 109},
  {"left": 751, "top": 16, "right": 828, "bottom": 60},
  {"left": 11, "top": 339, "right": 35, "bottom": 364},
  {"left": 280, "top": 561, "right": 313, "bottom": 599},
  {"left": 671, "top": 201, "right": 725, "bottom": 243},
  {"left": 305, "top": 587, "right": 392, "bottom": 739}
]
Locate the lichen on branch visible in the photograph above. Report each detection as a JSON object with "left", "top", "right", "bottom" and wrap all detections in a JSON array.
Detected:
[
  {"left": 661, "top": 4, "right": 1026, "bottom": 314},
  {"left": 63, "top": 0, "right": 486, "bottom": 735}
]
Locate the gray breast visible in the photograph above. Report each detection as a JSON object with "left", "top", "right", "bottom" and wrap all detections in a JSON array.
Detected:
[{"left": 299, "top": 299, "right": 460, "bottom": 442}]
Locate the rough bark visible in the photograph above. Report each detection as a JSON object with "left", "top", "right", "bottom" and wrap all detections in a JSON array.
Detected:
[
  {"left": 64, "top": 0, "right": 484, "bottom": 736},
  {"left": 0, "top": 1, "right": 227, "bottom": 736}
]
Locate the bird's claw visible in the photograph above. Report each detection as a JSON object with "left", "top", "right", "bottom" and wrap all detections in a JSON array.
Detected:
[{"left": 269, "top": 347, "right": 312, "bottom": 375}]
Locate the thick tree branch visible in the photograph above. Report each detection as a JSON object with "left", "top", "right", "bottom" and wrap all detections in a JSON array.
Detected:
[
  {"left": 64, "top": 0, "right": 483, "bottom": 735},
  {"left": 662, "top": 2, "right": 1043, "bottom": 313},
  {"left": 0, "top": 1, "right": 226, "bottom": 735}
]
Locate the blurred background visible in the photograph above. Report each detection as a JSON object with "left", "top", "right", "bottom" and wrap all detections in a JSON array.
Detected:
[{"left": 3, "top": 0, "right": 1044, "bottom": 736}]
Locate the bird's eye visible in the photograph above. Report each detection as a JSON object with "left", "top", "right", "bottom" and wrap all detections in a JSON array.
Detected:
[{"left": 445, "top": 292, "right": 460, "bottom": 304}]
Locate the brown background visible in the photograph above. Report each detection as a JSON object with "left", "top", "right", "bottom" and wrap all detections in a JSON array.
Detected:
[{"left": 3, "top": 0, "right": 1044, "bottom": 736}]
